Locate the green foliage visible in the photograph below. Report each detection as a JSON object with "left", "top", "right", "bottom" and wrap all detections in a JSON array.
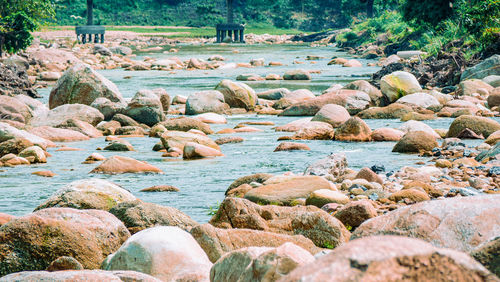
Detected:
[
  {"left": 455, "top": 0, "right": 500, "bottom": 48},
  {"left": 401, "top": 0, "right": 453, "bottom": 28},
  {"left": 207, "top": 201, "right": 221, "bottom": 216}
]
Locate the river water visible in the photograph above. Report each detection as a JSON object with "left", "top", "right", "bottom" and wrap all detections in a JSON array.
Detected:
[{"left": 0, "top": 44, "right": 482, "bottom": 222}]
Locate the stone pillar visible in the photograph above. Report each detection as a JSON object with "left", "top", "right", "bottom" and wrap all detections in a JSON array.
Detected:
[
  {"left": 240, "top": 30, "right": 244, "bottom": 43},
  {"left": 87, "top": 0, "right": 93, "bottom": 25},
  {"left": 234, "top": 29, "right": 239, "bottom": 42}
]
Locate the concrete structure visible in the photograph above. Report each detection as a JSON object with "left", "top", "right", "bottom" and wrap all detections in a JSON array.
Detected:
[
  {"left": 216, "top": 0, "right": 245, "bottom": 43},
  {"left": 75, "top": 0, "right": 106, "bottom": 43}
]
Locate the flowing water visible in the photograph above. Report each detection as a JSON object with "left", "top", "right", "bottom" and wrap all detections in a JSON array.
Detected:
[{"left": 0, "top": 44, "right": 485, "bottom": 222}]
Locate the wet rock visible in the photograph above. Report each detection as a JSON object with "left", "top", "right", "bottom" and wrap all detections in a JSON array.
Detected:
[
  {"left": 343, "top": 59, "right": 362, "bottom": 67},
  {"left": 306, "top": 189, "right": 349, "bottom": 207},
  {"left": 215, "top": 136, "right": 244, "bottom": 145},
  {"left": 334, "top": 117, "right": 371, "bottom": 142},
  {"left": 290, "top": 122, "right": 335, "bottom": 140},
  {"left": 0, "top": 270, "right": 161, "bottom": 281},
  {"left": 210, "top": 243, "right": 314, "bottom": 282},
  {"left": 274, "top": 142, "right": 310, "bottom": 152},
  {"left": 393, "top": 131, "right": 438, "bottom": 153},
  {"left": 140, "top": 185, "right": 179, "bottom": 192},
  {"left": 161, "top": 130, "right": 219, "bottom": 151},
  {"left": 90, "top": 155, "right": 163, "bottom": 174},
  {"left": 104, "top": 139, "right": 135, "bottom": 151},
  {"left": 49, "top": 64, "right": 124, "bottom": 109},
  {"left": 352, "top": 195, "right": 500, "bottom": 252},
  {"left": 0, "top": 138, "right": 33, "bottom": 156},
  {"left": 244, "top": 176, "right": 333, "bottom": 206},
  {"left": 18, "top": 146, "right": 46, "bottom": 163},
  {"left": 471, "top": 236, "right": 500, "bottom": 277},
  {"left": 311, "top": 104, "right": 350, "bottom": 127},
  {"left": 32, "top": 170, "right": 56, "bottom": 177},
  {"left": 193, "top": 113, "right": 227, "bottom": 124},
  {"left": 185, "top": 90, "right": 229, "bottom": 115},
  {"left": 215, "top": 79, "right": 257, "bottom": 111},
  {"left": 109, "top": 200, "right": 196, "bottom": 234},
  {"left": 0, "top": 208, "right": 130, "bottom": 276},
  {"left": 304, "top": 153, "right": 348, "bottom": 180},
  {"left": 102, "top": 226, "right": 212, "bottom": 281},
  {"left": 35, "top": 178, "right": 136, "bottom": 211},
  {"left": 28, "top": 126, "right": 90, "bottom": 142},
  {"left": 380, "top": 71, "right": 422, "bottom": 103},
  {"left": 357, "top": 103, "right": 412, "bottom": 119},
  {"left": 334, "top": 200, "right": 377, "bottom": 229},
  {"left": 160, "top": 117, "right": 213, "bottom": 135},
  {"left": 46, "top": 256, "right": 83, "bottom": 271},
  {"left": 31, "top": 103, "right": 104, "bottom": 127},
  {"left": 283, "top": 70, "right": 311, "bottom": 80},
  {"left": 280, "top": 235, "right": 497, "bottom": 282},
  {"left": 124, "top": 90, "right": 165, "bottom": 126},
  {"left": 183, "top": 142, "right": 223, "bottom": 159},
  {"left": 447, "top": 115, "right": 500, "bottom": 138},
  {"left": 371, "top": 128, "right": 404, "bottom": 141}
]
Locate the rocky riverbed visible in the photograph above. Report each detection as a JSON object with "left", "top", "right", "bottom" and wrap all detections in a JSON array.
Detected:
[{"left": 0, "top": 33, "right": 499, "bottom": 281}]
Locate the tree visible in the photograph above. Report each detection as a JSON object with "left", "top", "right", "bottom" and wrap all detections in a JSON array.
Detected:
[
  {"left": 401, "top": 0, "right": 453, "bottom": 27},
  {"left": 0, "top": 0, "right": 55, "bottom": 57}
]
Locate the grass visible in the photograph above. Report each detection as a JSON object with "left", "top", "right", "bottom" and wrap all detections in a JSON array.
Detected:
[{"left": 40, "top": 24, "right": 303, "bottom": 38}]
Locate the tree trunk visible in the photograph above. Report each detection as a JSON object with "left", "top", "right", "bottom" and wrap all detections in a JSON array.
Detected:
[
  {"left": 0, "top": 34, "right": 4, "bottom": 58},
  {"left": 87, "top": 0, "right": 93, "bottom": 25},
  {"left": 227, "top": 0, "right": 234, "bottom": 24},
  {"left": 366, "top": 0, "right": 374, "bottom": 18}
]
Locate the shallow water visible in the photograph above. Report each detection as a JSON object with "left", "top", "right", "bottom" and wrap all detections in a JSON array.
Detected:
[{"left": 1, "top": 44, "right": 487, "bottom": 223}]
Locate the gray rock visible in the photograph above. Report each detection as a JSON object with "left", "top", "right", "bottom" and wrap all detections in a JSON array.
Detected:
[
  {"left": 185, "top": 90, "right": 229, "bottom": 115},
  {"left": 124, "top": 90, "right": 165, "bottom": 126},
  {"left": 461, "top": 55, "right": 500, "bottom": 81},
  {"left": 304, "top": 153, "right": 348, "bottom": 180}
]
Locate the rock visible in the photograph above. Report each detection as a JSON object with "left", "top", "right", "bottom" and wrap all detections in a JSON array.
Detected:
[
  {"left": 0, "top": 270, "right": 161, "bottom": 281},
  {"left": 274, "top": 142, "right": 310, "bottom": 152},
  {"left": 380, "top": 71, "right": 422, "bottom": 103},
  {"left": 485, "top": 130, "right": 500, "bottom": 145},
  {"left": 0, "top": 208, "right": 130, "bottom": 276},
  {"left": 140, "top": 185, "right": 179, "bottom": 192},
  {"left": 210, "top": 197, "right": 350, "bottom": 249},
  {"left": 0, "top": 122, "right": 53, "bottom": 149},
  {"left": 458, "top": 79, "right": 494, "bottom": 96},
  {"left": 447, "top": 115, "right": 500, "bottom": 138},
  {"left": 32, "top": 170, "right": 56, "bottom": 177},
  {"left": 104, "top": 139, "right": 135, "bottom": 151},
  {"left": 160, "top": 117, "right": 213, "bottom": 135},
  {"left": 109, "top": 200, "right": 197, "bottom": 234},
  {"left": 0, "top": 213, "right": 15, "bottom": 227},
  {"left": 290, "top": 122, "right": 335, "bottom": 140},
  {"left": 172, "top": 95, "right": 187, "bottom": 104},
  {"left": 280, "top": 235, "right": 497, "bottom": 282},
  {"left": 358, "top": 103, "right": 413, "bottom": 119},
  {"left": 56, "top": 118, "right": 102, "bottom": 138},
  {"left": 215, "top": 80, "right": 257, "bottom": 110},
  {"left": 456, "top": 128, "right": 484, "bottom": 139},
  {"left": 183, "top": 142, "right": 223, "bottom": 159},
  {"left": 115, "top": 126, "right": 146, "bottom": 136},
  {"left": 371, "top": 128, "right": 404, "bottom": 141},
  {"left": 334, "top": 200, "right": 377, "bottom": 228},
  {"left": 46, "top": 256, "right": 83, "bottom": 271},
  {"left": 215, "top": 136, "right": 244, "bottom": 145},
  {"left": 34, "top": 178, "right": 136, "bottom": 211},
  {"left": 49, "top": 64, "right": 124, "bottom": 109},
  {"left": 102, "top": 226, "right": 211, "bottom": 281},
  {"left": 185, "top": 90, "right": 229, "bottom": 115},
  {"left": 462, "top": 55, "right": 500, "bottom": 80},
  {"left": 28, "top": 126, "right": 89, "bottom": 142},
  {"left": 396, "top": 92, "right": 441, "bottom": 109},
  {"left": 194, "top": 113, "right": 227, "bottom": 124},
  {"left": 244, "top": 176, "right": 334, "bottom": 206},
  {"left": 393, "top": 131, "right": 438, "bottom": 153},
  {"left": 304, "top": 153, "right": 348, "bottom": 180},
  {"left": 18, "top": 146, "right": 46, "bottom": 163},
  {"left": 352, "top": 195, "right": 500, "bottom": 252},
  {"left": 403, "top": 181, "right": 443, "bottom": 198},
  {"left": 476, "top": 142, "right": 500, "bottom": 162},
  {"left": 90, "top": 155, "right": 163, "bottom": 174},
  {"left": 109, "top": 46, "right": 133, "bottom": 56},
  {"left": 399, "top": 120, "right": 441, "bottom": 139},
  {"left": 124, "top": 90, "right": 165, "bottom": 126},
  {"left": 161, "top": 131, "right": 219, "bottom": 151},
  {"left": 284, "top": 89, "right": 316, "bottom": 102},
  {"left": 0, "top": 138, "right": 33, "bottom": 156},
  {"left": 226, "top": 173, "right": 273, "bottom": 195},
  {"left": 0, "top": 154, "right": 29, "bottom": 166},
  {"left": 355, "top": 167, "right": 383, "bottom": 184},
  {"left": 191, "top": 224, "right": 321, "bottom": 263},
  {"left": 30, "top": 104, "right": 104, "bottom": 127},
  {"left": 92, "top": 44, "right": 112, "bottom": 56},
  {"left": 343, "top": 80, "right": 383, "bottom": 106},
  {"left": 236, "top": 74, "right": 263, "bottom": 81},
  {"left": 0, "top": 95, "right": 33, "bottom": 124},
  {"left": 311, "top": 104, "right": 350, "bottom": 127},
  {"left": 306, "top": 189, "right": 349, "bottom": 207},
  {"left": 84, "top": 153, "right": 106, "bottom": 163},
  {"left": 112, "top": 113, "right": 139, "bottom": 127},
  {"left": 210, "top": 243, "right": 314, "bottom": 282},
  {"left": 91, "top": 97, "right": 126, "bottom": 120},
  {"left": 471, "top": 236, "right": 500, "bottom": 277},
  {"left": 487, "top": 87, "right": 500, "bottom": 108},
  {"left": 389, "top": 188, "right": 430, "bottom": 203},
  {"left": 400, "top": 112, "right": 436, "bottom": 122},
  {"left": 257, "top": 88, "right": 291, "bottom": 100},
  {"left": 283, "top": 70, "right": 311, "bottom": 80},
  {"left": 483, "top": 75, "right": 500, "bottom": 87},
  {"left": 152, "top": 88, "right": 170, "bottom": 112},
  {"left": 334, "top": 117, "right": 371, "bottom": 142}
]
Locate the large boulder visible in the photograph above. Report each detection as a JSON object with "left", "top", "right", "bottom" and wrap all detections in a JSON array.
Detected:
[
  {"left": 447, "top": 115, "right": 500, "bottom": 138},
  {"left": 183, "top": 142, "right": 223, "bottom": 159},
  {"left": 0, "top": 95, "right": 33, "bottom": 124},
  {"left": 280, "top": 236, "right": 497, "bottom": 282},
  {"left": 30, "top": 104, "right": 104, "bottom": 127},
  {"left": 124, "top": 90, "right": 165, "bottom": 126},
  {"left": 56, "top": 118, "right": 102, "bottom": 138},
  {"left": 160, "top": 117, "right": 213, "bottom": 135},
  {"left": 392, "top": 131, "right": 438, "bottom": 153},
  {"left": 160, "top": 130, "right": 219, "bottom": 151},
  {"left": 380, "top": 71, "right": 422, "bottom": 103},
  {"left": 357, "top": 103, "right": 413, "bottom": 119},
  {"left": 458, "top": 79, "right": 494, "bottom": 96},
  {"left": 399, "top": 120, "right": 440, "bottom": 139},
  {"left": 289, "top": 121, "right": 335, "bottom": 140},
  {"left": 226, "top": 173, "right": 274, "bottom": 195},
  {"left": 303, "top": 153, "right": 348, "bottom": 180},
  {"left": 0, "top": 122, "right": 53, "bottom": 149},
  {"left": 311, "top": 104, "right": 350, "bottom": 127},
  {"left": 102, "top": 226, "right": 212, "bottom": 282},
  {"left": 210, "top": 243, "right": 314, "bottom": 282},
  {"left": 343, "top": 80, "right": 383, "bottom": 106},
  {"left": 283, "top": 70, "right": 311, "bottom": 80},
  {"left": 371, "top": 128, "right": 405, "bottom": 141},
  {"left": 210, "top": 197, "right": 350, "bottom": 249},
  {"left": 487, "top": 87, "right": 500, "bottom": 108},
  {"left": 191, "top": 224, "right": 321, "bottom": 263},
  {"left": 49, "top": 64, "right": 124, "bottom": 109},
  {"left": 90, "top": 156, "right": 163, "bottom": 174},
  {"left": 185, "top": 90, "right": 230, "bottom": 115},
  {"left": 215, "top": 80, "right": 257, "bottom": 110},
  {"left": 334, "top": 117, "right": 371, "bottom": 142},
  {"left": 396, "top": 92, "right": 441, "bottom": 109},
  {"left": 461, "top": 54, "right": 500, "bottom": 81},
  {"left": 244, "top": 176, "right": 334, "bottom": 206},
  {"left": 28, "top": 126, "right": 90, "bottom": 142},
  {"left": 18, "top": 146, "right": 46, "bottom": 163},
  {"left": 0, "top": 270, "right": 161, "bottom": 281},
  {"left": 109, "top": 200, "right": 197, "bottom": 234},
  {"left": 0, "top": 208, "right": 130, "bottom": 276},
  {"left": 0, "top": 138, "right": 33, "bottom": 156},
  {"left": 91, "top": 97, "right": 127, "bottom": 121},
  {"left": 352, "top": 195, "right": 500, "bottom": 252},
  {"left": 471, "top": 236, "right": 500, "bottom": 277},
  {"left": 34, "top": 179, "right": 137, "bottom": 212}
]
